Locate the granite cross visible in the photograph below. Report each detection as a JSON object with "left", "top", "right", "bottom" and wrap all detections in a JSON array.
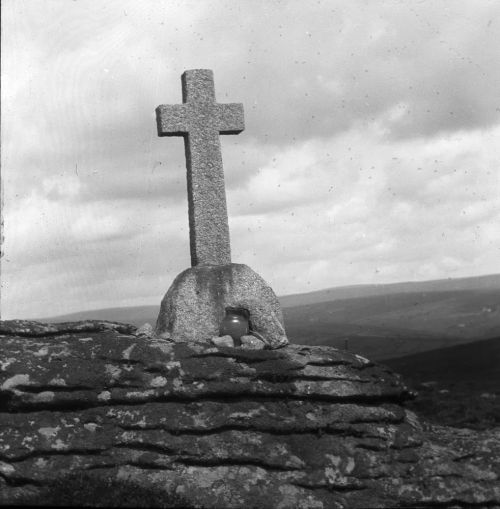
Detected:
[{"left": 156, "top": 69, "right": 245, "bottom": 267}]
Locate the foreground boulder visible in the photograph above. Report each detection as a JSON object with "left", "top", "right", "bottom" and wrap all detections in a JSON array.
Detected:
[{"left": 0, "top": 320, "right": 499, "bottom": 508}]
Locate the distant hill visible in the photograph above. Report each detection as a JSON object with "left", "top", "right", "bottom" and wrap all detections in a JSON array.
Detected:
[
  {"left": 381, "top": 336, "right": 500, "bottom": 429},
  {"left": 382, "top": 336, "right": 500, "bottom": 387},
  {"left": 283, "top": 287, "right": 500, "bottom": 359},
  {"left": 42, "top": 305, "right": 160, "bottom": 328},
  {"left": 279, "top": 273, "right": 500, "bottom": 307},
  {"left": 40, "top": 273, "right": 500, "bottom": 361}
]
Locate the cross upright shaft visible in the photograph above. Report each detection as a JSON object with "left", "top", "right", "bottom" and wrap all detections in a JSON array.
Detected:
[{"left": 156, "top": 69, "right": 244, "bottom": 267}]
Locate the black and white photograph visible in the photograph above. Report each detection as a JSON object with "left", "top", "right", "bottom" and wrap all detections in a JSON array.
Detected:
[{"left": 1, "top": 0, "right": 499, "bottom": 506}]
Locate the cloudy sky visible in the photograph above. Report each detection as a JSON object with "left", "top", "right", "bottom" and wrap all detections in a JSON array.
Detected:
[{"left": 1, "top": 0, "right": 499, "bottom": 319}]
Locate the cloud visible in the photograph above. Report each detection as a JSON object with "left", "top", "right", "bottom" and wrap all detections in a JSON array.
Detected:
[
  {"left": 1, "top": 185, "right": 191, "bottom": 317},
  {"left": 189, "top": 0, "right": 500, "bottom": 143},
  {"left": 228, "top": 121, "right": 500, "bottom": 294},
  {"left": 4, "top": 0, "right": 499, "bottom": 201},
  {"left": 1, "top": 0, "right": 499, "bottom": 319}
]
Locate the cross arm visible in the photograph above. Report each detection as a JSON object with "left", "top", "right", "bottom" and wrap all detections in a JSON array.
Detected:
[
  {"left": 216, "top": 103, "right": 245, "bottom": 134},
  {"left": 156, "top": 104, "right": 189, "bottom": 137}
]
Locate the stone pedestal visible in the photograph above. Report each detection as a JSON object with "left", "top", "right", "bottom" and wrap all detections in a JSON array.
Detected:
[{"left": 155, "top": 263, "right": 288, "bottom": 349}]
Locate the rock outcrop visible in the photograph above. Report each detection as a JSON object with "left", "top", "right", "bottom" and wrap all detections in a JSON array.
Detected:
[{"left": 1, "top": 320, "right": 499, "bottom": 508}]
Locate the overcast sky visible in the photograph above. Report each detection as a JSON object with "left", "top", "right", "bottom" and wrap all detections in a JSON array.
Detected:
[{"left": 1, "top": 0, "right": 499, "bottom": 320}]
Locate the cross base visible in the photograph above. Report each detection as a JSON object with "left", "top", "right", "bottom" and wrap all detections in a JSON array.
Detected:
[{"left": 155, "top": 263, "right": 288, "bottom": 349}]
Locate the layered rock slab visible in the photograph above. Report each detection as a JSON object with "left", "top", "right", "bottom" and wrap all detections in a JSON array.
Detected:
[{"left": 0, "top": 320, "right": 499, "bottom": 508}]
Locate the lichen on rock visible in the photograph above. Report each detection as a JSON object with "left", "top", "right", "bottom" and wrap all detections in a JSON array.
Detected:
[{"left": 0, "top": 320, "right": 498, "bottom": 508}]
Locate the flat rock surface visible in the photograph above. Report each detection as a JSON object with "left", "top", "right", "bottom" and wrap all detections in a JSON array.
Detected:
[{"left": 0, "top": 320, "right": 499, "bottom": 508}]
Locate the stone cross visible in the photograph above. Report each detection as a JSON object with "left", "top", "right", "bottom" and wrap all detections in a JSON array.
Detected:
[{"left": 156, "top": 69, "right": 244, "bottom": 267}]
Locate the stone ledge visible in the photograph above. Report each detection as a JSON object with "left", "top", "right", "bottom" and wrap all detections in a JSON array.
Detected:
[{"left": 0, "top": 320, "right": 498, "bottom": 508}]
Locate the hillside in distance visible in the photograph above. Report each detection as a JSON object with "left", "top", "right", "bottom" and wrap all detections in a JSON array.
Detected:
[
  {"left": 381, "top": 337, "right": 500, "bottom": 429},
  {"left": 279, "top": 273, "right": 500, "bottom": 307},
  {"left": 40, "top": 274, "right": 500, "bottom": 361},
  {"left": 283, "top": 286, "right": 500, "bottom": 360},
  {"left": 383, "top": 336, "right": 500, "bottom": 388},
  {"left": 41, "top": 305, "right": 161, "bottom": 328}
]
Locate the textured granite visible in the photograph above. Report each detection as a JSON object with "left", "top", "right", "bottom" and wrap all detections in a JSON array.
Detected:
[
  {"left": 156, "top": 69, "right": 244, "bottom": 267},
  {"left": 155, "top": 263, "right": 288, "bottom": 349},
  {"left": 1, "top": 320, "right": 498, "bottom": 508}
]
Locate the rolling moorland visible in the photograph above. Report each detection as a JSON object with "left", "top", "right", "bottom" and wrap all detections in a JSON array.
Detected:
[
  {"left": 40, "top": 274, "right": 500, "bottom": 429},
  {"left": 42, "top": 273, "right": 500, "bottom": 361},
  {"left": 383, "top": 337, "right": 500, "bottom": 429}
]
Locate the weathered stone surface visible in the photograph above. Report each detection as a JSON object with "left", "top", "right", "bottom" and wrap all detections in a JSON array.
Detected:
[
  {"left": 211, "top": 335, "right": 234, "bottom": 348},
  {"left": 155, "top": 263, "right": 288, "bottom": 349},
  {"left": 155, "top": 71, "right": 286, "bottom": 351},
  {"left": 0, "top": 319, "right": 136, "bottom": 337},
  {"left": 240, "top": 334, "right": 266, "bottom": 350},
  {"left": 1, "top": 320, "right": 498, "bottom": 508},
  {"left": 156, "top": 69, "right": 244, "bottom": 267},
  {"left": 135, "top": 322, "right": 154, "bottom": 338}
]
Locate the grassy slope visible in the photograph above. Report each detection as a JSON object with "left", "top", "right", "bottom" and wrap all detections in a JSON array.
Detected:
[
  {"left": 382, "top": 336, "right": 500, "bottom": 387},
  {"left": 283, "top": 288, "right": 500, "bottom": 360},
  {"left": 43, "top": 305, "right": 160, "bottom": 328},
  {"left": 382, "top": 337, "right": 500, "bottom": 429},
  {"left": 279, "top": 273, "right": 500, "bottom": 307}
]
